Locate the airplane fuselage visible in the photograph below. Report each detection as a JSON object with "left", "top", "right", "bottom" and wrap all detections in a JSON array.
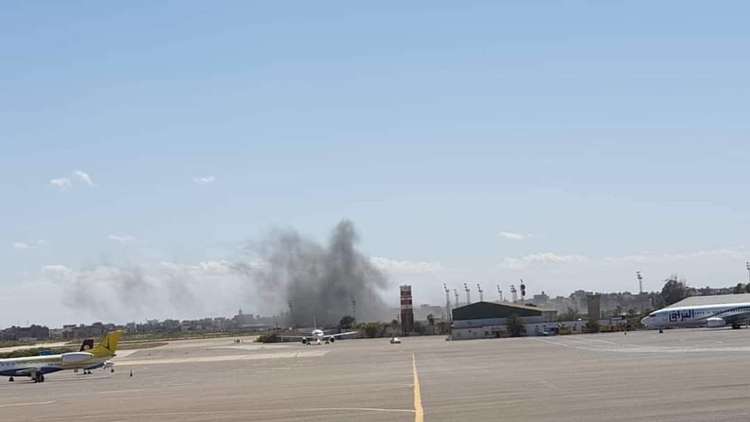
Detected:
[
  {"left": 0, "top": 352, "right": 111, "bottom": 378},
  {"left": 641, "top": 302, "right": 750, "bottom": 329}
]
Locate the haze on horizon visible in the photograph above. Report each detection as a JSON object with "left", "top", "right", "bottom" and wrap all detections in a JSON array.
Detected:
[{"left": 2, "top": 2, "right": 749, "bottom": 327}]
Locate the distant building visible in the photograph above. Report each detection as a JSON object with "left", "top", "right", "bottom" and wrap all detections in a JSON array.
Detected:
[
  {"left": 414, "top": 304, "right": 444, "bottom": 321},
  {"left": 0, "top": 325, "right": 50, "bottom": 342},
  {"left": 587, "top": 294, "right": 601, "bottom": 319},
  {"left": 665, "top": 293, "right": 750, "bottom": 308},
  {"left": 451, "top": 301, "right": 558, "bottom": 339},
  {"left": 531, "top": 291, "right": 550, "bottom": 307}
]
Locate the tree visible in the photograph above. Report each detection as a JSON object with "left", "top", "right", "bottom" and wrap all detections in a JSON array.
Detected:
[
  {"left": 362, "top": 322, "right": 381, "bottom": 338},
  {"left": 661, "top": 276, "right": 689, "bottom": 306},
  {"left": 435, "top": 321, "right": 451, "bottom": 335},
  {"left": 735, "top": 283, "right": 746, "bottom": 294},
  {"left": 426, "top": 314, "right": 435, "bottom": 335},
  {"left": 585, "top": 319, "right": 600, "bottom": 333},
  {"left": 506, "top": 314, "right": 526, "bottom": 337},
  {"left": 558, "top": 307, "right": 581, "bottom": 321},
  {"left": 339, "top": 315, "right": 355, "bottom": 330},
  {"left": 745, "top": 283, "right": 750, "bottom": 294}
]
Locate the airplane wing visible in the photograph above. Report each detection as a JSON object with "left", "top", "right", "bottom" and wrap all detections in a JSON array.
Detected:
[
  {"left": 717, "top": 311, "right": 750, "bottom": 326},
  {"left": 323, "top": 331, "right": 359, "bottom": 339},
  {"left": 698, "top": 307, "right": 750, "bottom": 327}
]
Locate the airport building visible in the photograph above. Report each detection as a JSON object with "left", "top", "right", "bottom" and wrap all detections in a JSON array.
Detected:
[{"left": 450, "top": 301, "right": 558, "bottom": 339}]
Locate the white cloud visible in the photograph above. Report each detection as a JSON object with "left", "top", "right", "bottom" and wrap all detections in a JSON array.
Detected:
[
  {"left": 193, "top": 176, "right": 216, "bottom": 185},
  {"left": 500, "top": 253, "right": 589, "bottom": 270},
  {"left": 370, "top": 257, "right": 444, "bottom": 274},
  {"left": 160, "top": 260, "right": 235, "bottom": 276},
  {"left": 13, "top": 240, "right": 46, "bottom": 249},
  {"left": 499, "top": 231, "right": 531, "bottom": 240},
  {"left": 604, "top": 249, "right": 747, "bottom": 264},
  {"left": 73, "top": 170, "right": 95, "bottom": 186},
  {"left": 41, "top": 264, "right": 73, "bottom": 280},
  {"left": 108, "top": 234, "right": 136, "bottom": 243},
  {"left": 49, "top": 177, "right": 72, "bottom": 191}
]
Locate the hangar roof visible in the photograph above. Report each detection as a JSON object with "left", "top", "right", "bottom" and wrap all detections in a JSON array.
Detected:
[
  {"left": 666, "top": 293, "right": 750, "bottom": 308},
  {"left": 452, "top": 301, "right": 553, "bottom": 320}
]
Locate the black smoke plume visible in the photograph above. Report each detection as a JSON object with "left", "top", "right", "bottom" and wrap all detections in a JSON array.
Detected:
[{"left": 236, "top": 220, "right": 389, "bottom": 327}]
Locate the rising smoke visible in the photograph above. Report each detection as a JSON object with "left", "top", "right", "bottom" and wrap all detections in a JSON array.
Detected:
[
  {"left": 54, "top": 220, "right": 389, "bottom": 326},
  {"left": 236, "top": 220, "right": 390, "bottom": 327}
]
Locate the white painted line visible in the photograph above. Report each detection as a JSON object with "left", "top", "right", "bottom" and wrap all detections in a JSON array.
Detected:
[
  {"left": 0, "top": 400, "right": 56, "bottom": 408},
  {"left": 116, "top": 350, "right": 328, "bottom": 366},
  {"left": 299, "top": 407, "right": 414, "bottom": 414}
]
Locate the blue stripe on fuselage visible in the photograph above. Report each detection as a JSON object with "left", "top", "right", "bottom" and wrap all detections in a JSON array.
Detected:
[{"left": 0, "top": 366, "right": 63, "bottom": 377}]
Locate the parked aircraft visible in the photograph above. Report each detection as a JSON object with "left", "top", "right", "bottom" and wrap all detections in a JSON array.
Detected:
[
  {"left": 0, "top": 331, "right": 122, "bottom": 383},
  {"left": 641, "top": 303, "right": 750, "bottom": 330}
]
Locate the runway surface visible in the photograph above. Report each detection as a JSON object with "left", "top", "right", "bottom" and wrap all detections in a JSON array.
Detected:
[{"left": 3, "top": 329, "right": 750, "bottom": 421}]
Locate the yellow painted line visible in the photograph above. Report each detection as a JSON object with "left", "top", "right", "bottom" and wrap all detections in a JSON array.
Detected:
[{"left": 412, "top": 353, "right": 424, "bottom": 422}]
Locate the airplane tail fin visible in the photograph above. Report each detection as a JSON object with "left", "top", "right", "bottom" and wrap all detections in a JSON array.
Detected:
[{"left": 90, "top": 331, "right": 123, "bottom": 358}]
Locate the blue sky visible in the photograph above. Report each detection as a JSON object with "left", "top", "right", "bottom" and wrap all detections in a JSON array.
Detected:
[{"left": 2, "top": 2, "right": 749, "bottom": 326}]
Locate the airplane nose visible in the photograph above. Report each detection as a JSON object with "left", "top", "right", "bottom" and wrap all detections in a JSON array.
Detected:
[{"left": 640, "top": 317, "right": 650, "bottom": 327}]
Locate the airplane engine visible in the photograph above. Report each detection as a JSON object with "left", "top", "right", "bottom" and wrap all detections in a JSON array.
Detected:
[
  {"left": 329, "top": 337, "right": 335, "bottom": 343},
  {"left": 706, "top": 317, "right": 726, "bottom": 328},
  {"left": 301, "top": 338, "right": 308, "bottom": 345},
  {"left": 62, "top": 352, "right": 93, "bottom": 364}
]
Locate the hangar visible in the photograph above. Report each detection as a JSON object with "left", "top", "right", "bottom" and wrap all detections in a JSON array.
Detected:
[{"left": 451, "top": 301, "right": 558, "bottom": 339}]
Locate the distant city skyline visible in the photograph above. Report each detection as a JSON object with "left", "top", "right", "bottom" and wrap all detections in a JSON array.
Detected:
[{"left": 2, "top": 2, "right": 750, "bottom": 326}]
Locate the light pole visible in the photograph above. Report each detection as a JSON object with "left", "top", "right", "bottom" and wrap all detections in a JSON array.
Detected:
[
  {"left": 443, "top": 283, "right": 451, "bottom": 321},
  {"left": 464, "top": 283, "right": 471, "bottom": 305},
  {"left": 636, "top": 271, "right": 643, "bottom": 295},
  {"left": 746, "top": 261, "right": 750, "bottom": 283}
]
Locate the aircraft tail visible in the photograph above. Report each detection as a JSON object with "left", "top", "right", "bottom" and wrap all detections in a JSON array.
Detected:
[{"left": 90, "top": 331, "right": 123, "bottom": 358}]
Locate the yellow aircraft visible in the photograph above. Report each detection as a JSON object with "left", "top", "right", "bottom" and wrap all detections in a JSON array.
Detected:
[{"left": 0, "top": 331, "right": 122, "bottom": 383}]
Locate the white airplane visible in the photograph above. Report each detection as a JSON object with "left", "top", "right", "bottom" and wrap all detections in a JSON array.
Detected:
[
  {"left": 0, "top": 331, "right": 122, "bottom": 383},
  {"left": 281, "top": 318, "right": 358, "bottom": 345},
  {"left": 641, "top": 302, "right": 750, "bottom": 330},
  {"left": 294, "top": 328, "right": 359, "bottom": 345}
]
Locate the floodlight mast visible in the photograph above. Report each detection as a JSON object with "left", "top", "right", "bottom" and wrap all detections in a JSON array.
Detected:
[
  {"left": 636, "top": 271, "right": 643, "bottom": 295},
  {"left": 443, "top": 283, "right": 451, "bottom": 321},
  {"left": 464, "top": 283, "right": 471, "bottom": 305}
]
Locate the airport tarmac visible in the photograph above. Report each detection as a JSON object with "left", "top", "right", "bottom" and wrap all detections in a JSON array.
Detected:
[{"left": 3, "top": 329, "right": 750, "bottom": 421}]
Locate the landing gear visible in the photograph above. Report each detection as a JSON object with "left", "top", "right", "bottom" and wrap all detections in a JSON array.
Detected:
[
  {"left": 8, "top": 377, "right": 14, "bottom": 382},
  {"left": 33, "top": 373, "right": 45, "bottom": 383},
  {"left": 658, "top": 328, "right": 663, "bottom": 334},
  {"left": 732, "top": 323, "right": 741, "bottom": 329}
]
